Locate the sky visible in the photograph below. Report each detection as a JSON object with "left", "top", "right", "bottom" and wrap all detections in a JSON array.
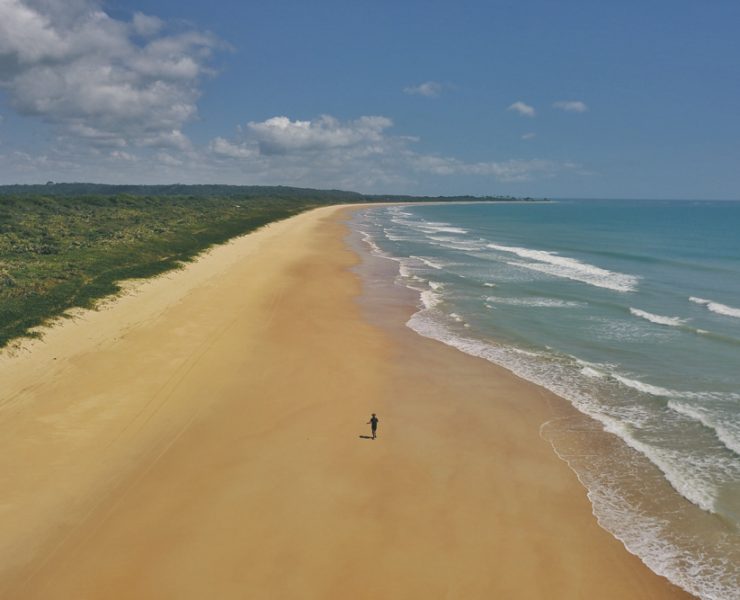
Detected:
[{"left": 0, "top": 0, "right": 738, "bottom": 198}]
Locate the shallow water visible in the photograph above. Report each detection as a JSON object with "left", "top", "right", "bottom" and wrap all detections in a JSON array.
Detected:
[{"left": 352, "top": 200, "right": 740, "bottom": 600}]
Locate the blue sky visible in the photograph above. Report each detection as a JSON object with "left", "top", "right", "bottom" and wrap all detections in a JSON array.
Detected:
[{"left": 0, "top": 0, "right": 738, "bottom": 198}]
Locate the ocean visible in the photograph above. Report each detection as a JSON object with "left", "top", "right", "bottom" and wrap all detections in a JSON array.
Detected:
[{"left": 351, "top": 199, "right": 740, "bottom": 600}]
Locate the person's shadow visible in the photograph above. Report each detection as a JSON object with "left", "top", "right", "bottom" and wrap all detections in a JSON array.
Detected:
[{"left": 358, "top": 435, "right": 374, "bottom": 440}]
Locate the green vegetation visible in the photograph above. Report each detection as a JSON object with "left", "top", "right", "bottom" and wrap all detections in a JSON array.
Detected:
[{"left": 0, "top": 184, "right": 537, "bottom": 348}]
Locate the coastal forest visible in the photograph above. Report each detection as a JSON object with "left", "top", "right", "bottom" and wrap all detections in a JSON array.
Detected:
[{"left": 0, "top": 184, "right": 524, "bottom": 347}]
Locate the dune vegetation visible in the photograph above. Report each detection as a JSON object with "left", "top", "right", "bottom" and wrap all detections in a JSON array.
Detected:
[{"left": 0, "top": 184, "right": 529, "bottom": 348}]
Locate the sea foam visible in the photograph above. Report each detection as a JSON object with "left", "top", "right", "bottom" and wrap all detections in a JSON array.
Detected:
[
  {"left": 594, "top": 413, "right": 721, "bottom": 515},
  {"left": 581, "top": 366, "right": 605, "bottom": 378},
  {"left": 410, "top": 255, "right": 446, "bottom": 270},
  {"left": 487, "top": 296, "right": 583, "bottom": 308},
  {"left": 547, "top": 435, "right": 740, "bottom": 600},
  {"left": 419, "top": 289, "right": 442, "bottom": 309},
  {"left": 690, "top": 297, "right": 740, "bottom": 319},
  {"left": 356, "top": 229, "right": 388, "bottom": 258},
  {"left": 417, "top": 224, "right": 469, "bottom": 235},
  {"left": 364, "top": 203, "right": 740, "bottom": 599},
  {"left": 391, "top": 216, "right": 469, "bottom": 236},
  {"left": 406, "top": 309, "right": 728, "bottom": 516},
  {"left": 668, "top": 401, "right": 740, "bottom": 457},
  {"left": 486, "top": 243, "right": 639, "bottom": 292},
  {"left": 613, "top": 374, "right": 680, "bottom": 397},
  {"left": 629, "top": 308, "right": 687, "bottom": 327},
  {"left": 427, "top": 235, "right": 485, "bottom": 252}
]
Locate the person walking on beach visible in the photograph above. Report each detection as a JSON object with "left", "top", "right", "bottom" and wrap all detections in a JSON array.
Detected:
[{"left": 367, "top": 413, "right": 379, "bottom": 439}]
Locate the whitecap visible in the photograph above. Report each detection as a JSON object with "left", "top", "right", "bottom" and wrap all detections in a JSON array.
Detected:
[
  {"left": 690, "top": 296, "right": 740, "bottom": 319},
  {"left": 510, "top": 347, "right": 542, "bottom": 357},
  {"left": 405, "top": 310, "right": 735, "bottom": 518},
  {"left": 613, "top": 375, "right": 678, "bottom": 397},
  {"left": 629, "top": 308, "right": 687, "bottom": 327},
  {"left": 419, "top": 289, "right": 442, "bottom": 309},
  {"left": 384, "top": 232, "right": 415, "bottom": 242},
  {"left": 410, "top": 255, "right": 446, "bottom": 270},
  {"left": 487, "top": 296, "right": 583, "bottom": 308},
  {"left": 397, "top": 262, "right": 411, "bottom": 278},
  {"left": 551, "top": 443, "right": 740, "bottom": 600},
  {"left": 426, "top": 235, "right": 486, "bottom": 251},
  {"left": 578, "top": 415, "right": 722, "bottom": 516},
  {"left": 357, "top": 230, "right": 386, "bottom": 256},
  {"left": 581, "top": 366, "right": 605, "bottom": 378},
  {"left": 668, "top": 401, "right": 740, "bottom": 456},
  {"left": 417, "top": 224, "right": 469, "bottom": 235},
  {"left": 486, "top": 242, "right": 639, "bottom": 292}
]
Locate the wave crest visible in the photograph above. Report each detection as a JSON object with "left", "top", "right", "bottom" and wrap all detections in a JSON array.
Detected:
[
  {"left": 487, "top": 242, "right": 639, "bottom": 292},
  {"left": 668, "top": 401, "right": 740, "bottom": 456},
  {"left": 630, "top": 308, "right": 687, "bottom": 327},
  {"left": 487, "top": 296, "right": 583, "bottom": 308},
  {"left": 690, "top": 296, "right": 740, "bottom": 319}
]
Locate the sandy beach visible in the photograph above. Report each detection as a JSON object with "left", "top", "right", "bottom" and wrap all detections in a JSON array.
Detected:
[{"left": 0, "top": 204, "right": 691, "bottom": 599}]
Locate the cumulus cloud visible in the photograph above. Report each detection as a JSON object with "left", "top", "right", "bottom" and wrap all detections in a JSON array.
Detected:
[
  {"left": 246, "top": 115, "right": 393, "bottom": 155},
  {"left": 203, "top": 114, "right": 576, "bottom": 189},
  {"left": 507, "top": 101, "right": 536, "bottom": 117},
  {"left": 403, "top": 81, "right": 443, "bottom": 97},
  {"left": 0, "top": 0, "right": 219, "bottom": 150},
  {"left": 521, "top": 132, "right": 536, "bottom": 140},
  {"left": 0, "top": 3, "right": 584, "bottom": 191},
  {"left": 141, "top": 129, "right": 193, "bottom": 151},
  {"left": 553, "top": 100, "right": 588, "bottom": 112}
]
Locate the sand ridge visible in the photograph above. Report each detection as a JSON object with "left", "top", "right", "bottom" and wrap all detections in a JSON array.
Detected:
[{"left": 0, "top": 205, "right": 691, "bottom": 598}]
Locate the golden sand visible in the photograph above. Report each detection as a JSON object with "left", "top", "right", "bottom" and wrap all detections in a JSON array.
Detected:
[{"left": 0, "top": 205, "right": 691, "bottom": 598}]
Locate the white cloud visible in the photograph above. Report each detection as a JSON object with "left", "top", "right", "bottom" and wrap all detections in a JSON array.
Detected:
[
  {"left": 507, "top": 101, "right": 536, "bottom": 117},
  {"left": 0, "top": 0, "right": 219, "bottom": 151},
  {"left": 109, "top": 150, "right": 137, "bottom": 161},
  {"left": 0, "top": 0, "right": 70, "bottom": 64},
  {"left": 208, "top": 137, "right": 257, "bottom": 159},
  {"left": 202, "top": 114, "right": 576, "bottom": 189},
  {"left": 0, "top": 4, "right": 585, "bottom": 191},
  {"left": 412, "top": 155, "right": 565, "bottom": 182},
  {"left": 4, "top": 148, "right": 78, "bottom": 175},
  {"left": 521, "top": 132, "right": 536, "bottom": 140},
  {"left": 403, "top": 81, "right": 443, "bottom": 97},
  {"left": 246, "top": 115, "right": 393, "bottom": 155},
  {"left": 154, "top": 151, "right": 183, "bottom": 167},
  {"left": 132, "top": 12, "right": 163, "bottom": 37},
  {"left": 141, "top": 129, "right": 192, "bottom": 151},
  {"left": 553, "top": 100, "right": 588, "bottom": 112}
]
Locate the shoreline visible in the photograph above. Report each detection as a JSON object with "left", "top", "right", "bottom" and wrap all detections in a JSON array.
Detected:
[
  {"left": 346, "top": 207, "right": 695, "bottom": 598},
  {"left": 351, "top": 200, "right": 740, "bottom": 600},
  {"left": 0, "top": 204, "right": 691, "bottom": 598}
]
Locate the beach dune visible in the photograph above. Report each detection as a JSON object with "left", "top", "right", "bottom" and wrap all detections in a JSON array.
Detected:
[{"left": 0, "top": 206, "right": 690, "bottom": 598}]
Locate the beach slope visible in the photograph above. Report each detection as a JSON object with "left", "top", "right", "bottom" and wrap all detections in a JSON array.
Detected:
[{"left": 0, "top": 205, "right": 690, "bottom": 598}]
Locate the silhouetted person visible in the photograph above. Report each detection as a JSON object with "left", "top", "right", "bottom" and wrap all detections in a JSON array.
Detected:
[{"left": 367, "top": 413, "right": 379, "bottom": 439}]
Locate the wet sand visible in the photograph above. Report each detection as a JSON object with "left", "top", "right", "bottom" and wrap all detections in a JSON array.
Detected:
[{"left": 0, "top": 205, "right": 691, "bottom": 598}]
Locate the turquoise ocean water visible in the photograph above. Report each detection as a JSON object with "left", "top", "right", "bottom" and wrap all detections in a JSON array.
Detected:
[{"left": 353, "top": 200, "right": 740, "bottom": 599}]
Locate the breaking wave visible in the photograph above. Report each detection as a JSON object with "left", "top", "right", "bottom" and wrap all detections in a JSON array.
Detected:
[
  {"left": 486, "top": 243, "right": 639, "bottom": 292},
  {"left": 629, "top": 308, "right": 687, "bottom": 327},
  {"left": 690, "top": 297, "right": 740, "bottom": 319}
]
